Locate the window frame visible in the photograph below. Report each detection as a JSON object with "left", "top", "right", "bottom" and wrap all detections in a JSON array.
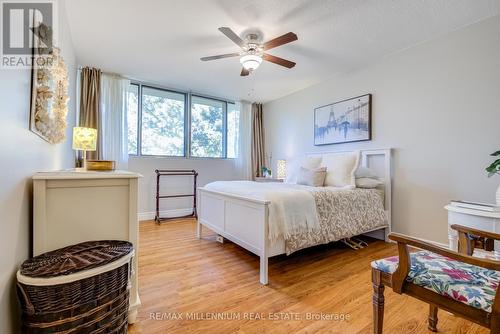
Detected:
[
  {"left": 128, "top": 82, "right": 236, "bottom": 160},
  {"left": 139, "top": 85, "right": 188, "bottom": 158},
  {"left": 189, "top": 94, "right": 228, "bottom": 159},
  {"left": 226, "top": 101, "right": 238, "bottom": 159},
  {"left": 127, "top": 83, "right": 140, "bottom": 156}
]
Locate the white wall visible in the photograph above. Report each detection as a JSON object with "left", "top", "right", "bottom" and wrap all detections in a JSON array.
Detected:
[
  {"left": 0, "top": 2, "right": 77, "bottom": 332},
  {"left": 129, "top": 157, "right": 242, "bottom": 219},
  {"left": 264, "top": 15, "right": 500, "bottom": 244}
]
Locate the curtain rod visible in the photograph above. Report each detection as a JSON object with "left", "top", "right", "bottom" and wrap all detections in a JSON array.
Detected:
[{"left": 77, "top": 66, "right": 124, "bottom": 78}]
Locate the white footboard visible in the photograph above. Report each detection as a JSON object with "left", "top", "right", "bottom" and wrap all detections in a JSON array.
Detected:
[{"left": 197, "top": 188, "right": 271, "bottom": 284}]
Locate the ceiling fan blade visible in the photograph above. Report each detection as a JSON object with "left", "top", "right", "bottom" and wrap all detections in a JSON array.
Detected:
[
  {"left": 263, "top": 32, "right": 298, "bottom": 50},
  {"left": 200, "top": 53, "right": 240, "bottom": 61},
  {"left": 240, "top": 68, "right": 250, "bottom": 76},
  {"left": 218, "top": 27, "right": 245, "bottom": 48},
  {"left": 263, "top": 53, "right": 296, "bottom": 68}
]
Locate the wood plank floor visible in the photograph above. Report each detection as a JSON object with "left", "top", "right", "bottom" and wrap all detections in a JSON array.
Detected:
[{"left": 128, "top": 219, "right": 488, "bottom": 334}]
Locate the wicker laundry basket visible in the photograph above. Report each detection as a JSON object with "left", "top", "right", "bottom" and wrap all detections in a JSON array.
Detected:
[{"left": 17, "top": 240, "right": 134, "bottom": 334}]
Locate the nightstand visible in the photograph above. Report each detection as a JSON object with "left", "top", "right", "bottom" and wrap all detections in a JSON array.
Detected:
[
  {"left": 254, "top": 177, "right": 284, "bottom": 183},
  {"left": 445, "top": 204, "right": 500, "bottom": 251}
]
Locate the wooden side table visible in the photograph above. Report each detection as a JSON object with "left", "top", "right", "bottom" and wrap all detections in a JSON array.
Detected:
[
  {"left": 445, "top": 204, "right": 500, "bottom": 251},
  {"left": 255, "top": 177, "right": 284, "bottom": 183}
]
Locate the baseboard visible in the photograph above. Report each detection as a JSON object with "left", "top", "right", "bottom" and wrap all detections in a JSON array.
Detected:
[
  {"left": 138, "top": 208, "right": 194, "bottom": 222},
  {"left": 137, "top": 213, "right": 450, "bottom": 249},
  {"left": 394, "top": 235, "right": 448, "bottom": 249},
  {"left": 415, "top": 237, "right": 449, "bottom": 249},
  {"left": 367, "top": 228, "right": 450, "bottom": 249}
]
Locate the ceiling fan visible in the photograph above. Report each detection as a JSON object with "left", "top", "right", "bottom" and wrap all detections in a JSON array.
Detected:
[{"left": 201, "top": 27, "right": 298, "bottom": 76}]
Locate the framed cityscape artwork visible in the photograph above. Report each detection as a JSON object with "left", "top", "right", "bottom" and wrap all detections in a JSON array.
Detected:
[{"left": 314, "top": 94, "right": 372, "bottom": 145}]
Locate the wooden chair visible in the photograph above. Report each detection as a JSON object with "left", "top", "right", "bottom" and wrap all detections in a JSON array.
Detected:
[{"left": 371, "top": 225, "right": 500, "bottom": 333}]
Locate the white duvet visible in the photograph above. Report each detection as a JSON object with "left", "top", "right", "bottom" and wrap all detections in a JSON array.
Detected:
[{"left": 203, "top": 181, "right": 320, "bottom": 241}]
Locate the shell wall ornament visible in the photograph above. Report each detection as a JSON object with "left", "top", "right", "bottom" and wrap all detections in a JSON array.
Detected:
[{"left": 29, "top": 47, "right": 69, "bottom": 144}]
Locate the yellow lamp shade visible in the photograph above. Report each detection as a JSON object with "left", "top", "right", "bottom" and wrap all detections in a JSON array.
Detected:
[
  {"left": 277, "top": 159, "right": 287, "bottom": 179},
  {"left": 72, "top": 127, "right": 97, "bottom": 151}
]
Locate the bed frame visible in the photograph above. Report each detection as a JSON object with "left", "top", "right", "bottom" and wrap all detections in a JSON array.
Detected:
[{"left": 197, "top": 149, "right": 392, "bottom": 285}]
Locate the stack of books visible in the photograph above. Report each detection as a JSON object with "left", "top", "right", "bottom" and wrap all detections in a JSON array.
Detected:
[{"left": 450, "top": 200, "right": 500, "bottom": 212}]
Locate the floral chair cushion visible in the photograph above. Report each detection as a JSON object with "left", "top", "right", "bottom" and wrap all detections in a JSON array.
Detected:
[{"left": 371, "top": 250, "right": 499, "bottom": 313}]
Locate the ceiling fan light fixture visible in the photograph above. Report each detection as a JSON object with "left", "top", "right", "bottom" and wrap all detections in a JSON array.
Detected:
[
  {"left": 240, "top": 54, "right": 262, "bottom": 71},
  {"left": 203, "top": 27, "right": 297, "bottom": 76}
]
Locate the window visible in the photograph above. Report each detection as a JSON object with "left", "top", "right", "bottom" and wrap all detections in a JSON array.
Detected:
[
  {"left": 190, "top": 96, "right": 225, "bottom": 158},
  {"left": 141, "top": 87, "right": 185, "bottom": 156},
  {"left": 127, "top": 84, "right": 139, "bottom": 155},
  {"left": 127, "top": 83, "right": 239, "bottom": 159}
]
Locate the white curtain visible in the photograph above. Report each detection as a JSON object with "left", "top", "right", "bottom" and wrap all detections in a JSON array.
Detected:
[
  {"left": 100, "top": 74, "right": 130, "bottom": 170},
  {"left": 234, "top": 101, "right": 253, "bottom": 180}
]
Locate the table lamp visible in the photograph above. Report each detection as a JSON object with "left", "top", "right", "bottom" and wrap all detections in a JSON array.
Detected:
[
  {"left": 72, "top": 127, "right": 97, "bottom": 170},
  {"left": 276, "top": 159, "right": 287, "bottom": 179}
]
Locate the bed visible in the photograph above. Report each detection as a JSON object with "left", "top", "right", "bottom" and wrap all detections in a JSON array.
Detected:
[{"left": 197, "top": 149, "right": 392, "bottom": 284}]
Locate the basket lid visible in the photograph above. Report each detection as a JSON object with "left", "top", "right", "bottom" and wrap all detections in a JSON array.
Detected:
[{"left": 20, "top": 240, "right": 133, "bottom": 278}]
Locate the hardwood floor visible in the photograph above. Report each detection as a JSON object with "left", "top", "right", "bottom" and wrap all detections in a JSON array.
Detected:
[{"left": 128, "top": 219, "right": 488, "bottom": 334}]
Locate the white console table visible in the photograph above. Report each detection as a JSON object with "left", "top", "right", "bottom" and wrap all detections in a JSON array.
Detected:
[
  {"left": 33, "top": 170, "right": 142, "bottom": 323},
  {"left": 445, "top": 204, "right": 500, "bottom": 251}
]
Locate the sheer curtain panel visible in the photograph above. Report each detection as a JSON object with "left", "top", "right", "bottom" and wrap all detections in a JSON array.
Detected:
[
  {"left": 234, "top": 101, "right": 253, "bottom": 180},
  {"left": 100, "top": 74, "right": 131, "bottom": 170}
]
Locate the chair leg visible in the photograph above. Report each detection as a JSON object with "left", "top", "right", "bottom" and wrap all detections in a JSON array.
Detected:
[
  {"left": 428, "top": 304, "right": 438, "bottom": 332},
  {"left": 372, "top": 269, "right": 385, "bottom": 334}
]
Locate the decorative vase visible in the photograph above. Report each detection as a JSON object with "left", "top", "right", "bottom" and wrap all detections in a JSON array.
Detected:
[{"left": 497, "top": 185, "right": 500, "bottom": 206}]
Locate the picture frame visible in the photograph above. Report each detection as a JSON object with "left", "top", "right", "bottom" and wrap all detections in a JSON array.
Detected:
[
  {"left": 29, "top": 23, "right": 69, "bottom": 144},
  {"left": 314, "top": 94, "right": 372, "bottom": 145}
]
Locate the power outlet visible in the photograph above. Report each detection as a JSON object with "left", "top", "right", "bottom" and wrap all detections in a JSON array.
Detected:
[{"left": 216, "top": 235, "right": 224, "bottom": 244}]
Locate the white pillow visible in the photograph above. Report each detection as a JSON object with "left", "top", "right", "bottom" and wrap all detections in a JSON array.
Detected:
[
  {"left": 321, "top": 151, "right": 360, "bottom": 188},
  {"left": 355, "top": 166, "right": 378, "bottom": 179},
  {"left": 297, "top": 167, "right": 327, "bottom": 187},
  {"left": 285, "top": 156, "right": 322, "bottom": 184},
  {"left": 356, "top": 177, "right": 383, "bottom": 188}
]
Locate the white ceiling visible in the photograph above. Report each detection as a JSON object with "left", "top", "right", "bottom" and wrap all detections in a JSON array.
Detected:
[{"left": 65, "top": 0, "right": 500, "bottom": 103}]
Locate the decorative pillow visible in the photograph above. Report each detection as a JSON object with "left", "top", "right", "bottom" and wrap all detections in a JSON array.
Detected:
[
  {"left": 321, "top": 151, "right": 360, "bottom": 188},
  {"left": 355, "top": 166, "right": 378, "bottom": 179},
  {"left": 285, "top": 156, "right": 322, "bottom": 184},
  {"left": 355, "top": 177, "right": 383, "bottom": 188},
  {"left": 297, "top": 167, "right": 327, "bottom": 187}
]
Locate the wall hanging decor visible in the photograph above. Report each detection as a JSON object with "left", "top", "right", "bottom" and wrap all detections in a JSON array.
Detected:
[
  {"left": 29, "top": 24, "right": 69, "bottom": 144},
  {"left": 314, "top": 94, "right": 371, "bottom": 145}
]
